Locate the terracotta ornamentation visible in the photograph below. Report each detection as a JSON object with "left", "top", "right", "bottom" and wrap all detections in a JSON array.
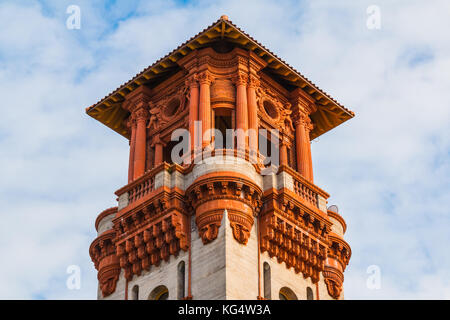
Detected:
[
  {"left": 186, "top": 173, "right": 262, "bottom": 245},
  {"left": 322, "top": 233, "right": 351, "bottom": 298},
  {"left": 323, "top": 265, "right": 344, "bottom": 299},
  {"left": 89, "top": 229, "right": 121, "bottom": 297},
  {"left": 87, "top": 18, "right": 353, "bottom": 299},
  {"left": 259, "top": 213, "right": 327, "bottom": 283},
  {"left": 115, "top": 210, "right": 189, "bottom": 280}
]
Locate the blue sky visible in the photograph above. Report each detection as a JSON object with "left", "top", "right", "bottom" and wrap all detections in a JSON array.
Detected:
[{"left": 0, "top": 0, "right": 449, "bottom": 299}]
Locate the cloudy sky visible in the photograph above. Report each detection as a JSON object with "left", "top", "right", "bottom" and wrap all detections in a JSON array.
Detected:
[{"left": 0, "top": 0, "right": 448, "bottom": 299}]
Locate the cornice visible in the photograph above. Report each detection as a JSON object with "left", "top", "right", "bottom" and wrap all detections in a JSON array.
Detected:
[
  {"left": 327, "top": 209, "right": 347, "bottom": 234},
  {"left": 95, "top": 207, "right": 118, "bottom": 232}
]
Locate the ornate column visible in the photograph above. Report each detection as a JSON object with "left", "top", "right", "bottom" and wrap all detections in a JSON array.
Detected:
[
  {"left": 247, "top": 75, "right": 259, "bottom": 159},
  {"left": 233, "top": 72, "right": 248, "bottom": 152},
  {"left": 294, "top": 113, "right": 314, "bottom": 181},
  {"left": 305, "top": 118, "right": 314, "bottom": 182},
  {"left": 126, "top": 115, "right": 137, "bottom": 183},
  {"left": 280, "top": 139, "right": 288, "bottom": 167},
  {"left": 151, "top": 134, "right": 166, "bottom": 167},
  {"left": 186, "top": 75, "right": 199, "bottom": 155},
  {"left": 133, "top": 108, "right": 149, "bottom": 180},
  {"left": 197, "top": 71, "right": 213, "bottom": 148}
]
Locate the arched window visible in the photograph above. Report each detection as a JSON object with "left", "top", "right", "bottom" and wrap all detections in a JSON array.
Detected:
[
  {"left": 177, "top": 261, "right": 185, "bottom": 300},
  {"left": 306, "top": 287, "right": 314, "bottom": 300},
  {"left": 279, "top": 287, "right": 298, "bottom": 300},
  {"left": 214, "top": 108, "right": 233, "bottom": 150},
  {"left": 131, "top": 285, "right": 139, "bottom": 300},
  {"left": 263, "top": 262, "right": 271, "bottom": 299},
  {"left": 148, "top": 285, "right": 169, "bottom": 300}
]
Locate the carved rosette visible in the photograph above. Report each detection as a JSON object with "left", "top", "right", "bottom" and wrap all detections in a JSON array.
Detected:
[
  {"left": 186, "top": 175, "right": 262, "bottom": 245},
  {"left": 89, "top": 229, "right": 120, "bottom": 297}
]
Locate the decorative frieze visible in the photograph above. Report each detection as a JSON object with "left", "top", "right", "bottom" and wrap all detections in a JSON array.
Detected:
[
  {"left": 259, "top": 213, "right": 327, "bottom": 283},
  {"left": 116, "top": 211, "right": 189, "bottom": 280}
]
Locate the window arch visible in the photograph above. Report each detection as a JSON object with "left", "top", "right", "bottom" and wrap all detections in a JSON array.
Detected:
[
  {"left": 214, "top": 108, "right": 234, "bottom": 150},
  {"left": 279, "top": 287, "right": 298, "bottom": 300},
  {"left": 177, "top": 261, "right": 185, "bottom": 300},
  {"left": 263, "top": 262, "right": 271, "bottom": 300},
  {"left": 131, "top": 285, "right": 139, "bottom": 300},
  {"left": 306, "top": 287, "right": 314, "bottom": 300},
  {"left": 148, "top": 285, "right": 169, "bottom": 300}
]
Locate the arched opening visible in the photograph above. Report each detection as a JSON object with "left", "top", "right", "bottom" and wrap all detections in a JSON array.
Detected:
[
  {"left": 259, "top": 128, "right": 279, "bottom": 169},
  {"left": 148, "top": 285, "right": 169, "bottom": 300},
  {"left": 306, "top": 287, "right": 314, "bottom": 300},
  {"left": 131, "top": 285, "right": 139, "bottom": 300},
  {"left": 263, "top": 262, "right": 271, "bottom": 300},
  {"left": 214, "top": 108, "right": 233, "bottom": 149},
  {"left": 279, "top": 287, "right": 298, "bottom": 300},
  {"left": 163, "top": 140, "right": 178, "bottom": 165},
  {"left": 177, "top": 261, "right": 185, "bottom": 300}
]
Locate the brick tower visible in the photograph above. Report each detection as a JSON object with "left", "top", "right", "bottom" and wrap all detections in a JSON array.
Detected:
[{"left": 87, "top": 16, "right": 353, "bottom": 300}]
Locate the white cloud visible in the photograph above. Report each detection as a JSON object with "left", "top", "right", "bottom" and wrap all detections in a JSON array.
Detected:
[{"left": 0, "top": 0, "right": 448, "bottom": 299}]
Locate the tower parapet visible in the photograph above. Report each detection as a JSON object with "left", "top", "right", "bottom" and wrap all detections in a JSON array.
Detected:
[{"left": 86, "top": 16, "right": 353, "bottom": 300}]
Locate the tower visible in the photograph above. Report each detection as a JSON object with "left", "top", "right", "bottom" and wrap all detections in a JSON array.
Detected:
[{"left": 87, "top": 16, "right": 353, "bottom": 300}]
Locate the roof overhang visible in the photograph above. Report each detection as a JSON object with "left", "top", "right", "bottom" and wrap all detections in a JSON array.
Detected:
[{"left": 85, "top": 16, "right": 354, "bottom": 140}]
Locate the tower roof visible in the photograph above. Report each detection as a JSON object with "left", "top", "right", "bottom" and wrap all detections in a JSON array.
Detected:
[{"left": 86, "top": 16, "right": 354, "bottom": 140}]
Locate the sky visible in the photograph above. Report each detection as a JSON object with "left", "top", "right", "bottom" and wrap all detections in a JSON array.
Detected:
[{"left": 0, "top": 0, "right": 449, "bottom": 299}]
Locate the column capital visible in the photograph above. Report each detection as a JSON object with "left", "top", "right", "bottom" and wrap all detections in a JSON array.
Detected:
[
  {"left": 150, "top": 134, "right": 166, "bottom": 147},
  {"left": 124, "top": 114, "right": 136, "bottom": 129},
  {"left": 197, "top": 71, "right": 214, "bottom": 85},
  {"left": 232, "top": 71, "right": 248, "bottom": 86},
  {"left": 134, "top": 108, "right": 149, "bottom": 122},
  {"left": 290, "top": 87, "right": 317, "bottom": 116},
  {"left": 294, "top": 112, "right": 314, "bottom": 132},
  {"left": 247, "top": 74, "right": 260, "bottom": 89},
  {"left": 185, "top": 74, "right": 199, "bottom": 88}
]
